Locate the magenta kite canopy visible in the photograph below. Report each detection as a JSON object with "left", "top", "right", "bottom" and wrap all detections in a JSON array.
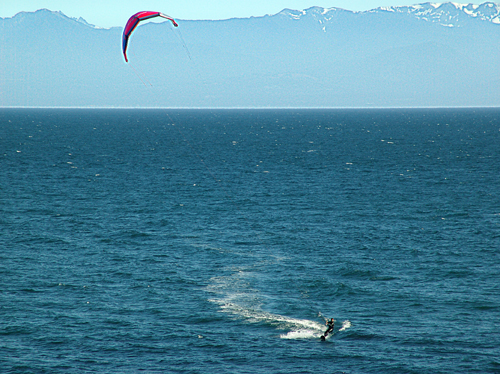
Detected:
[{"left": 122, "top": 11, "right": 178, "bottom": 62}]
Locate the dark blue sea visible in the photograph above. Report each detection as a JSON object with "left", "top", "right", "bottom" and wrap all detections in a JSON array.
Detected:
[{"left": 1, "top": 108, "right": 499, "bottom": 373}]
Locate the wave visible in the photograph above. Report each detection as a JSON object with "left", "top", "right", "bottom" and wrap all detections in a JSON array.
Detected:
[
  {"left": 210, "top": 298, "right": 324, "bottom": 331},
  {"left": 280, "top": 329, "right": 321, "bottom": 340},
  {"left": 207, "top": 261, "right": 352, "bottom": 340},
  {"left": 209, "top": 297, "right": 352, "bottom": 340},
  {"left": 281, "top": 320, "right": 352, "bottom": 340},
  {"left": 339, "top": 320, "right": 352, "bottom": 331}
]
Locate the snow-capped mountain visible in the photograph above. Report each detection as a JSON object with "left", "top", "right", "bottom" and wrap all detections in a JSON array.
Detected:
[
  {"left": 1, "top": 3, "right": 499, "bottom": 108},
  {"left": 375, "top": 2, "right": 500, "bottom": 26},
  {"left": 278, "top": 2, "right": 500, "bottom": 27}
]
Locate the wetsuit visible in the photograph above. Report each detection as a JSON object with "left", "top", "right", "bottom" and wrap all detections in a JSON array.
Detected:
[{"left": 323, "top": 319, "right": 334, "bottom": 337}]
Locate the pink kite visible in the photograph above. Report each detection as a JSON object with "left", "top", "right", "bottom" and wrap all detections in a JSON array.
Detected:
[{"left": 122, "top": 11, "right": 178, "bottom": 62}]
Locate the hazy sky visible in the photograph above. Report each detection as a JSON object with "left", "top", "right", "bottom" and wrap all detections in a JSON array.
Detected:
[{"left": 3, "top": 0, "right": 427, "bottom": 28}]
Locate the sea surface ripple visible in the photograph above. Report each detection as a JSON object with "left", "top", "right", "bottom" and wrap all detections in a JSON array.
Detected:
[{"left": 1, "top": 108, "right": 499, "bottom": 373}]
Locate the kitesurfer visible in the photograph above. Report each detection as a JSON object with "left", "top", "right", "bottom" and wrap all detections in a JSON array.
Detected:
[{"left": 322, "top": 318, "right": 334, "bottom": 338}]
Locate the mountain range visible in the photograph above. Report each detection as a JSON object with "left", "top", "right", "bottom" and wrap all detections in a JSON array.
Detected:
[{"left": 1, "top": 2, "right": 499, "bottom": 108}]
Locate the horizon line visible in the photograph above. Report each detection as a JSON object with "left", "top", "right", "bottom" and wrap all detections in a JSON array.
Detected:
[{"left": 2, "top": 105, "right": 499, "bottom": 110}]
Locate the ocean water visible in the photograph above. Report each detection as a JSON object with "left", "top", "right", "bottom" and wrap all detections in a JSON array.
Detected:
[{"left": 1, "top": 108, "right": 499, "bottom": 373}]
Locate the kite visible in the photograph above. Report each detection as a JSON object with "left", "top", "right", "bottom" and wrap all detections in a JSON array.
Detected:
[{"left": 122, "top": 11, "right": 178, "bottom": 62}]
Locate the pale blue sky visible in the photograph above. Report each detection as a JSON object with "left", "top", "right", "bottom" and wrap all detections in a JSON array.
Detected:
[{"left": 3, "top": 0, "right": 429, "bottom": 27}]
